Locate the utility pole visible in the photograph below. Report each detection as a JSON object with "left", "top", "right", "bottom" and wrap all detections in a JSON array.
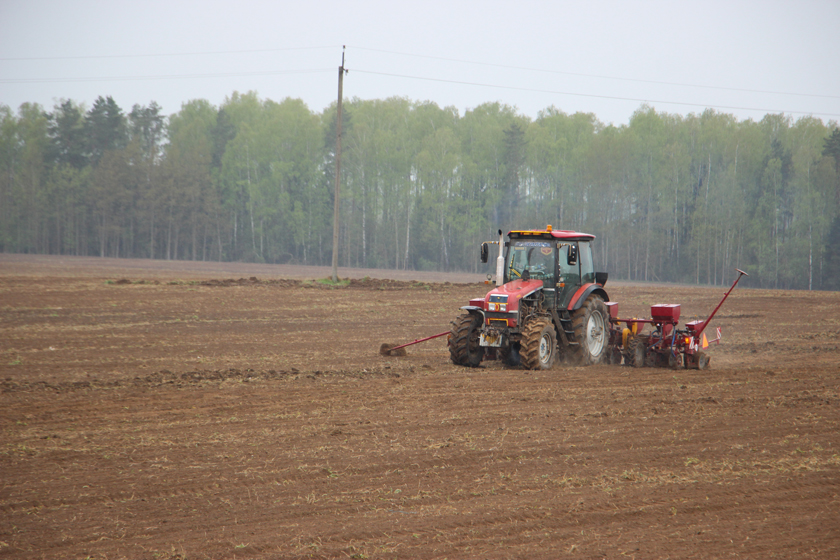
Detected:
[{"left": 331, "top": 47, "right": 347, "bottom": 283}]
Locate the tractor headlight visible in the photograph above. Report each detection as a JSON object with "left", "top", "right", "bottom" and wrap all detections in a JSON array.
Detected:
[{"left": 487, "top": 294, "right": 509, "bottom": 313}]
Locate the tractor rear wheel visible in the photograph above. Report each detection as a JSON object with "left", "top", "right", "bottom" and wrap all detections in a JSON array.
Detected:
[
  {"left": 521, "top": 317, "right": 557, "bottom": 370},
  {"left": 570, "top": 295, "right": 609, "bottom": 364},
  {"left": 626, "top": 335, "right": 646, "bottom": 368},
  {"left": 449, "top": 313, "right": 484, "bottom": 367}
]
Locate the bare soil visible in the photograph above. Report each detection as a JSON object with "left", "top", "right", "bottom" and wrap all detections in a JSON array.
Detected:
[{"left": 1, "top": 254, "right": 839, "bottom": 559}]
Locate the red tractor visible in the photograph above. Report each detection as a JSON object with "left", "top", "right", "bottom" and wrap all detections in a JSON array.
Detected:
[{"left": 450, "top": 225, "right": 610, "bottom": 369}]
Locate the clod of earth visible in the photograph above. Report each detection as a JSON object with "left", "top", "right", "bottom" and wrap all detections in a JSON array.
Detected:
[{"left": 379, "top": 343, "right": 407, "bottom": 357}]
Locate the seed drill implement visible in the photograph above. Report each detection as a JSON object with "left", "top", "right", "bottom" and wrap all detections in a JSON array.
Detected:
[{"left": 605, "top": 269, "right": 749, "bottom": 369}]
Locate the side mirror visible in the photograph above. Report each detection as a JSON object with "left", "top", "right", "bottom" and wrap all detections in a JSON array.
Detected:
[
  {"left": 567, "top": 244, "right": 578, "bottom": 265},
  {"left": 480, "top": 242, "right": 489, "bottom": 263}
]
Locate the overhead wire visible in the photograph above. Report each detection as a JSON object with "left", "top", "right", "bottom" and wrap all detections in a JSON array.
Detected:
[
  {"left": 4, "top": 43, "right": 836, "bottom": 101},
  {"left": 351, "top": 68, "right": 840, "bottom": 118},
  {"left": 1, "top": 44, "right": 837, "bottom": 119},
  {"left": 348, "top": 46, "right": 840, "bottom": 101},
  {"left": 0, "top": 45, "right": 341, "bottom": 62},
  {"left": 0, "top": 69, "right": 333, "bottom": 84}
]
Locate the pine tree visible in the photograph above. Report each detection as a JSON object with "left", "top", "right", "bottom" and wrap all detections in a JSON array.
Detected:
[
  {"left": 47, "top": 100, "right": 88, "bottom": 169},
  {"left": 85, "top": 96, "right": 127, "bottom": 166}
]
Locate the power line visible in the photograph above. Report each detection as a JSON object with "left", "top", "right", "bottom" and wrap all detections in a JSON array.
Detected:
[
  {"left": 6, "top": 42, "right": 835, "bottom": 103},
  {"left": 0, "top": 69, "right": 333, "bottom": 84},
  {"left": 0, "top": 45, "right": 341, "bottom": 62},
  {"left": 352, "top": 68, "right": 840, "bottom": 119},
  {"left": 349, "top": 46, "right": 840, "bottom": 102},
  {"left": 1, "top": 46, "right": 836, "bottom": 119}
]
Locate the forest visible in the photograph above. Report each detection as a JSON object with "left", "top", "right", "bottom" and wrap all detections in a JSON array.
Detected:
[{"left": 1, "top": 92, "right": 839, "bottom": 290}]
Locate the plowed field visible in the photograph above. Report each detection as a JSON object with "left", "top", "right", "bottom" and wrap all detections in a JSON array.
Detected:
[{"left": 1, "top": 254, "right": 839, "bottom": 559}]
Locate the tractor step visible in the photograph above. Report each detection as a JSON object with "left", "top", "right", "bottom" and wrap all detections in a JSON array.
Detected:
[{"left": 559, "top": 319, "right": 578, "bottom": 346}]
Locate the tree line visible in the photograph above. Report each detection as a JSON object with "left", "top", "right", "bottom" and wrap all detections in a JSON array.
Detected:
[{"left": 1, "top": 92, "right": 839, "bottom": 290}]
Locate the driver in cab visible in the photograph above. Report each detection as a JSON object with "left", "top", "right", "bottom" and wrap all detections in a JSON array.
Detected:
[{"left": 512, "top": 245, "right": 553, "bottom": 283}]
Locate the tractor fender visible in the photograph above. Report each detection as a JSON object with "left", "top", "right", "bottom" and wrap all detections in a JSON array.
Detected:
[
  {"left": 567, "top": 283, "right": 610, "bottom": 311},
  {"left": 458, "top": 305, "right": 486, "bottom": 321}
]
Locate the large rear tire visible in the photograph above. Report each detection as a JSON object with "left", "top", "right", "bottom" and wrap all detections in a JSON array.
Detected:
[
  {"left": 570, "top": 295, "right": 609, "bottom": 364},
  {"left": 449, "top": 313, "right": 484, "bottom": 367},
  {"left": 521, "top": 317, "right": 557, "bottom": 370}
]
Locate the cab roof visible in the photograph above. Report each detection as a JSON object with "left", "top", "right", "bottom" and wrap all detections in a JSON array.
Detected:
[{"left": 508, "top": 225, "right": 595, "bottom": 241}]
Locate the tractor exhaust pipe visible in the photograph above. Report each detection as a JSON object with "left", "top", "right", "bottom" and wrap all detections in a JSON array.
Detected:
[{"left": 495, "top": 229, "right": 504, "bottom": 286}]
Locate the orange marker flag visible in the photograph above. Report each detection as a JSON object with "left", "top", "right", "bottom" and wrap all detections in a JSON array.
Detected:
[{"left": 702, "top": 333, "right": 709, "bottom": 349}]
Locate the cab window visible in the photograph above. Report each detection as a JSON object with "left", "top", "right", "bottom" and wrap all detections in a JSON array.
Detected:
[
  {"left": 505, "top": 241, "right": 554, "bottom": 282},
  {"left": 579, "top": 241, "right": 595, "bottom": 284}
]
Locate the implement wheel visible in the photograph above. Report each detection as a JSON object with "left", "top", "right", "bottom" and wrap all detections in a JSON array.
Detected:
[
  {"left": 668, "top": 351, "right": 683, "bottom": 369},
  {"left": 521, "top": 317, "right": 557, "bottom": 370},
  {"left": 626, "top": 335, "right": 646, "bottom": 368},
  {"left": 449, "top": 313, "right": 484, "bottom": 367},
  {"left": 685, "top": 350, "right": 710, "bottom": 370},
  {"left": 570, "top": 295, "right": 609, "bottom": 364},
  {"left": 606, "top": 346, "right": 623, "bottom": 365}
]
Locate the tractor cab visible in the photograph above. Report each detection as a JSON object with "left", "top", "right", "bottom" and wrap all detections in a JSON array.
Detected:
[{"left": 499, "top": 227, "right": 597, "bottom": 309}]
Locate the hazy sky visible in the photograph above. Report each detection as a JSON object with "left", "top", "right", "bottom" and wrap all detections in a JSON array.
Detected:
[{"left": 1, "top": 0, "right": 838, "bottom": 126}]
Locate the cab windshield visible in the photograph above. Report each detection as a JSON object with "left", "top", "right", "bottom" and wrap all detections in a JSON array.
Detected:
[{"left": 505, "top": 241, "right": 554, "bottom": 282}]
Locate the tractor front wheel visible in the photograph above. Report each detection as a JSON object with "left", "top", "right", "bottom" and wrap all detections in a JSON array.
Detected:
[
  {"left": 521, "top": 317, "right": 557, "bottom": 370},
  {"left": 571, "top": 295, "right": 609, "bottom": 364},
  {"left": 449, "top": 313, "right": 484, "bottom": 367}
]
